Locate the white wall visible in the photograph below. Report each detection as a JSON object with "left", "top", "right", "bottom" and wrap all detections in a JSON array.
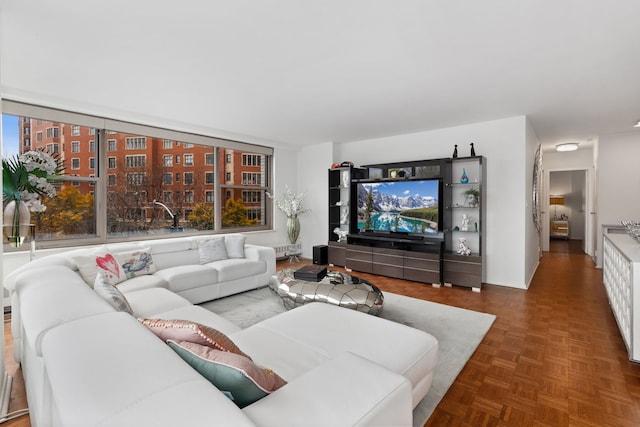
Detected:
[
  {"left": 327, "top": 116, "right": 531, "bottom": 288},
  {"left": 597, "top": 131, "right": 640, "bottom": 266}
]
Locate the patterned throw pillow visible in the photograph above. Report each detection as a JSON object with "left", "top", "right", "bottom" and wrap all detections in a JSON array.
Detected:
[
  {"left": 139, "top": 318, "right": 250, "bottom": 359},
  {"left": 167, "top": 340, "right": 287, "bottom": 408},
  {"left": 93, "top": 271, "right": 133, "bottom": 314},
  {"left": 197, "top": 238, "right": 228, "bottom": 264},
  {"left": 115, "top": 247, "right": 157, "bottom": 279},
  {"left": 95, "top": 253, "right": 127, "bottom": 286}
]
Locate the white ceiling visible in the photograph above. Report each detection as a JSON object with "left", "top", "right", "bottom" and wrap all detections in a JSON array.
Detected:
[{"left": 2, "top": 0, "right": 640, "bottom": 150}]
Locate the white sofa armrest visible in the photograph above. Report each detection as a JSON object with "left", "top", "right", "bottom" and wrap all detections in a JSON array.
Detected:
[
  {"left": 244, "top": 245, "right": 276, "bottom": 274},
  {"left": 242, "top": 351, "right": 413, "bottom": 427}
]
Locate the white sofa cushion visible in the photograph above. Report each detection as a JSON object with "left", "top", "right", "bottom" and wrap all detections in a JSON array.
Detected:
[
  {"left": 242, "top": 351, "right": 413, "bottom": 427},
  {"left": 154, "top": 265, "right": 219, "bottom": 292},
  {"left": 231, "top": 302, "right": 438, "bottom": 408},
  {"left": 116, "top": 273, "right": 168, "bottom": 293},
  {"left": 40, "top": 312, "right": 254, "bottom": 427},
  {"left": 125, "top": 287, "right": 192, "bottom": 318},
  {"left": 209, "top": 259, "right": 266, "bottom": 282}
]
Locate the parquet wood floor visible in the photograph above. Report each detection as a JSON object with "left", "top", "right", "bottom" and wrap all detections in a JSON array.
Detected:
[{"left": 3, "top": 247, "right": 640, "bottom": 426}]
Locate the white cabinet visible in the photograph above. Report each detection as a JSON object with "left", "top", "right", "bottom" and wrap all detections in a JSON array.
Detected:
[{"left": 602, "top": 233, "right": 640, "bottom": 362}]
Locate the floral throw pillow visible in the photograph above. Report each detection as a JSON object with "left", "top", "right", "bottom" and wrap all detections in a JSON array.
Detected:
[{"left": 115, "top": 248, "right": 157, "bottom": 279}]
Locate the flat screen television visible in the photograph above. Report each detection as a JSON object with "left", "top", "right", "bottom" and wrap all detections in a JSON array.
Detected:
[{"left": 356, "top": 179, "right": 441, "bottom": 234}]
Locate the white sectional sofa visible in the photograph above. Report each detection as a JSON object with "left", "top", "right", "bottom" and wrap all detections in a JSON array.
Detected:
[{"left": 5, "top": 234, "right": 439, "bottom": 427}]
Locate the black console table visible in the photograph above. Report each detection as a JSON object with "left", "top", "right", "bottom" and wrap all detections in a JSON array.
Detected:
[{"left": 345, "top": 233, "right": 443, "bottom": 285}]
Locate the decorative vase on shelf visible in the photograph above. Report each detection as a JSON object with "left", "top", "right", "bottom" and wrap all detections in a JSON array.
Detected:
[
  {"left": 286, "top": 216, "right": 300, "bottom": 244},
  {"left": 460, "top": 168, "right": 469, "bottom": 183},
  {"left": 3, "top": 200, "right": 31, "bottom": 248}
]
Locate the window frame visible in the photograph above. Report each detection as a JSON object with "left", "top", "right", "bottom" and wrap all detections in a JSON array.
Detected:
[{"left": 1, "top": 100, "right": 274, "bottom": 248}]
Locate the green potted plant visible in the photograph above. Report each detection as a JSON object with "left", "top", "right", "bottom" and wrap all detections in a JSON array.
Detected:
[{"left": 464, "top": 187, "right": 479, "bottom": 207}]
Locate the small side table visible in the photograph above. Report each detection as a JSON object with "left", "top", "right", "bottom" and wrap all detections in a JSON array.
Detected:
[
  {"left": 284, "top": 244, "right": 302, "bottom": 263},
  {"left": 550, "top": 220, "right": 569, "bottom": 239}
]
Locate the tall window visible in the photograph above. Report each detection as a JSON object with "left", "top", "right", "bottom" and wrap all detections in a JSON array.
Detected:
[{"left": 1, "top": 106, "right": 272, "bottom": 248}]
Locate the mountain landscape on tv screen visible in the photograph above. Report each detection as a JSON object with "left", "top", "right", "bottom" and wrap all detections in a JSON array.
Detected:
[{"left": 357, "top": 180, "right": 439, "bottom": 234}]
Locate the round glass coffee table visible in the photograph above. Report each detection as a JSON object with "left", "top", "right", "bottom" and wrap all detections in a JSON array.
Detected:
[{"left": 270, "top": 269, "right": 384, "bottom": 315}]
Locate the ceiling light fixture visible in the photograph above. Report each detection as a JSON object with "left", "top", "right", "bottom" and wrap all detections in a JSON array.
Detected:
[
  {"left": 556, "top": 143, "right": 578, "bottom": 152},
  {"left": 634, "top": 120, "right": 640, "bottom": 128}
]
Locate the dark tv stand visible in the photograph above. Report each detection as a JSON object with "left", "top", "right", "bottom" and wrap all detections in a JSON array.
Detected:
[{"left": 344, "top": 233, "right": 443, "bottom": 285}]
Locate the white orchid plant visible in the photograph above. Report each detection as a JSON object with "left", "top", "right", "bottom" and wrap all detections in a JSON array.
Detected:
[
  {"left": 2, "top": 150, "right": 63, "bottom": 212},
  {"left": 266, "top": 185, "right": 310, "bottom": 218}
]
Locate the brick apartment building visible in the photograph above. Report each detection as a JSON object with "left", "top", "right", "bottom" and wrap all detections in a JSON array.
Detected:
[{"left": 17, "top": 117, "right": 266, "bottom": 232}]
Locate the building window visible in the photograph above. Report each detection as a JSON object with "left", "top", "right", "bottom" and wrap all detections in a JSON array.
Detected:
[
  {"left": 176, "top": 155, "right": 181, "bottom": 164},
  {"left": 89, "top": 140, "right": 95, "bottom": 152},
  {"left": 125, "top": 137, "right": 147, "bottom": 150},
  {"left": 163, "top": 139, "right": 172, "bottom": 149},
  {"left": 23, "top": 138, "right": 30, "bottom": 147},
  {"left": 242, "top": 190, "right": 262, "bottom": 203},
  {"left": 163, "top": 154, "right": 172, "bottom": 167},
  {"left": 242, "top": 172, "right": 261, "bottom": 185},
  {"left": 108, "top": 157, "right": 116, "bottom": 168},
  {"left": 205, "top": 153, "right": 214, "bottom": 165},
  {"left": 89, "top": 157, "right": 95, "bottom": 169},
  {"left": 127, "top": 173, "right": 146, "bottom": 186},
  {"left": 36, "top": 131, "right": 43, "bottom": 142},
  {"left": 125, "top": 155, "right": 146, "bottom": 168},
  {"left": 184, "top": 154, "right": 194, "bottom": 166},
  {"left": 175, "top": 173, "right": 181, "bottom": 182},
  {"left": 71, "top": 141, "right": 80, "bottom": 153},
  {"left": 205, "top": 172, "right": 214, "bottom": 184},
  {"left": 205, "top": 190, "right": 214, "bottom": 202},
  {"left": 163, "top": 191, "right": 173, "bottom": 203},
  {"left": 225, "top": 172, "right": 231, "bottom": 182},
  {"left": 242, "top": 154, "right": 261, "bottom": 166},
  {"left": 184, "top": 172, "right": 193, "bottom": 185},
  {"left": 108, "top": 139, "right": 117, "bottom": 151},
  {"left": 71, "top": 158, "right": 80, "bottom": 169},
  {"left": 184, "top": 191, "right": 194, "bottom": 203},
  {"left": 184, "top": 143, "right": 193, "bottom": 148},
  {"left": 226, "top": 154, "right": 232, "bottom": 163},
  {"left": 46, "top": 143, "right": 60, "bottom": 154},
  {"left": 247, "top": 208, "right": 262, "bottom": 221},
  {"left": 163, "top": 173, "right": 172, "bottom": 185},
  {"left": 72, "top": 125, "right": 80, "bottom": 136},
  {"left": 46, "top": 127, "right": 59, "bottom": 138},
  {"left": 108, "top": 174, "right": 116, "bottom": 186}
]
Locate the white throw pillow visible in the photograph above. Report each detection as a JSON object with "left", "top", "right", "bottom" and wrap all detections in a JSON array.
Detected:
[
  {"left": 225, "top": 235, "right": 246, "bottom": 259},
  {"left": 93, "top": 272, "right": 133, "bottom": 314},
  {"left": 197, "top": 238, "right": 228, "bottom": 264},
  {"left": 115, "top": 247, "right": 157, "bottom": 279}
]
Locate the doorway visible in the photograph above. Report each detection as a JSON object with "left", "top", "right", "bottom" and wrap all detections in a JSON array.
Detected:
[{"left": 548, "top": 170, "right": 588, "bottom": 254}]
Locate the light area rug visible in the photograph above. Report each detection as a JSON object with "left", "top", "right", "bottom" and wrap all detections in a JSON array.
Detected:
[{"left": 201, "top": 286, "right": 496, "bottom": 426}]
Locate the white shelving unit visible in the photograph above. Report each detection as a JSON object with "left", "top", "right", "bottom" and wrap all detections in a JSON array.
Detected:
[{"left": 603, "top": 233, "right": 640, "bottom": 362}]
